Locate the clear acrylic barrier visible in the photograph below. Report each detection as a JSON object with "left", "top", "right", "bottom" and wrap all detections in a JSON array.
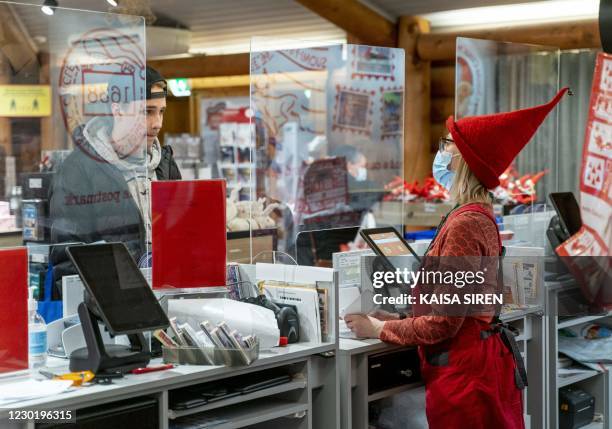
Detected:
[
  {"left": 455, "top": 38, "right": 561, "bottom": 248},
  {"left": 250, "top": 38, "right": 405, "bottom": 264},
  {"left": 0, "top": 2, "right": 146, "bottom": 318},
  {"left": 252, "top": 250, "right": 298, "bottom": 265}
]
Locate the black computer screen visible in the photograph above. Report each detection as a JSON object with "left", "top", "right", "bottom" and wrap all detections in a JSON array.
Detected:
[
  {"left": 296, "top": 226, "right": 360, "bottom": 266},
  {"left": 549, "top": 192, "right": 583, "bottom": 236},
  {"left": 66, "top": 243, "right": 169, "bottom": 335}
]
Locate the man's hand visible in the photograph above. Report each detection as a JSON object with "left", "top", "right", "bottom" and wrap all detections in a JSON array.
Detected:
[{"left": 344, "top": 314, "right": 385, "bottom": 338}]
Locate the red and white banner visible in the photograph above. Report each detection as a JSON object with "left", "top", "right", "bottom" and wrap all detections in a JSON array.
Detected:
[
  {"left": 558, "top": 53, "right": 612, "bottom": 257},
  {"left": 557, "top": 53, "right": 612, "bottom": 307}
]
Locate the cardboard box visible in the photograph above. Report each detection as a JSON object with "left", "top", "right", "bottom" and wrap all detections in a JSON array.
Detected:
[
  {"left": 227, "top": 228, "right": 277, "bottom": 263},
  {"left": 373, "top": 201, "right": 453, "bottom": 228},
  {"left": 405, "top": 202, "right": 453, "bottom": 227}
]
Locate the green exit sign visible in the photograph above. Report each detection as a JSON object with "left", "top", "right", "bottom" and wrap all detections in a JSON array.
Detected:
[{"left": 168, "top": 78, "right": 191, "bottom": 97}]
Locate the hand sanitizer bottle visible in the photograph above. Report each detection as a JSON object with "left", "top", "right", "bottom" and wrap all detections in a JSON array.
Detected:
[{"left": 28, "top": 287, "right": 47, "bottom": 368}]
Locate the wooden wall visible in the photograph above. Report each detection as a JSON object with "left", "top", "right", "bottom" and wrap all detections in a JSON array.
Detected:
[
  {"left": 159, "top": 96, "right": 191, "bottom": 144},
  {"left": 159, "top": 86, "right": 249, "bottom": 144},
  {"left": 423, "top": 19, "right": 601, "bottom": 157}
]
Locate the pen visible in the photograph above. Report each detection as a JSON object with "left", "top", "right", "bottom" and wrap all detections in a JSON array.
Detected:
[
  {"left": 39, "top": 369, "right": 55, "bottom": 379},
  {"left": 130, "top": 364, "right": 175, "bottom": 375}
]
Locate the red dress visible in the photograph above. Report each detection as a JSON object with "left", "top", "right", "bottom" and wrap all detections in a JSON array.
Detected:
[{"left": 380, "top": 203, "right": 525, "bottom": 429}]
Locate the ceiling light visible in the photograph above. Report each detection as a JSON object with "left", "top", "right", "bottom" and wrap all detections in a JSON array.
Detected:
[
  {"left": 106, "top": 0, "right": 118, "bottom": 6},
  {"left": 421, "top": 0, "right": 600, "bottom": 30},
  {"left": 41, "top": 0, "right": 58, "bottom": 15}
]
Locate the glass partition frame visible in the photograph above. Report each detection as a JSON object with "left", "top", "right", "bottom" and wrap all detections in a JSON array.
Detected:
[
  {"left": 0, "top": 2, "right": 147, "bottom": 297},
  {"left": 455, "top": 37, "right": 561, "bottom": 248},
  {"left": 250, "top": 37, "right": 405, "bottom": 264}
]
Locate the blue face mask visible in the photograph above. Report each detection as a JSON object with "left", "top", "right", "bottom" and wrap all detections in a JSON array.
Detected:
[{"left": 433, "top": 151, "right": 455, "bottom": 190}]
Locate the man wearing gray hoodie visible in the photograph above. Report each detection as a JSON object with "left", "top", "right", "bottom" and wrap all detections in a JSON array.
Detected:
[{"left": 49, "top": 67, "right": 181, "bottom": 277}]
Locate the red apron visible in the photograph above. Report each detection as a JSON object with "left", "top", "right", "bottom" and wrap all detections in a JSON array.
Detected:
[{"left": 419, "top": 204, "right": 525, "bottom": 429}]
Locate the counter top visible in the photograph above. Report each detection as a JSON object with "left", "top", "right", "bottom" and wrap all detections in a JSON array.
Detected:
[
  {"left": 0, "top": 341, "right": 336, "bottom": 416},
  {"left": 339, "top": 338, "right": 408, "bottom": 355},
  {"left": 338, "top": 305, "right": 541, "bottom": 355}
]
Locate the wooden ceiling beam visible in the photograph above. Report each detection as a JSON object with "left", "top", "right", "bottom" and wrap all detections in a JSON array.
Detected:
[
  {"left": 0, "top": 4, "right": 38, "bottom": 73},
  {"left": 295, "top": 0, "right": 397, "bottom": 47},
  {"left": 398, "top": 16, "right": 432, "bottom": 183},
  {"left": 148, "top": 53, "right": 250, "bottom": 79},
  {"left": 417, "top": 19, "right": 601, "bottom": 62}
]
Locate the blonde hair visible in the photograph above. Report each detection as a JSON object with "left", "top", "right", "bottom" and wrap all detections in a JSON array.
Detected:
[{"left": 449, "top": 156, "right": 492, "bottom": 205}]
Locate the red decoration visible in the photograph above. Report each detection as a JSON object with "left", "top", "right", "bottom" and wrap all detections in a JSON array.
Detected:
[
  {"left": 492, "top": 165, "right": 549, "bottom": 204},
  {"left": 383, "top": 176, "right": 450, "bottom": 202},
  {"left": 446, "top": 88, "right": 569, "bottom": 189}
]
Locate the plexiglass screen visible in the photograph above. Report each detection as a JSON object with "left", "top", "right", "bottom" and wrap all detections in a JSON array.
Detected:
[
  {"left": 455, "top": 37, "right": 560, "bottom": 248},
  {"left": 250, "top": 39, "right": 405, "bottom": 265},
  {"left": 0, "top": 2, "right": 146, "bottom": 303}
]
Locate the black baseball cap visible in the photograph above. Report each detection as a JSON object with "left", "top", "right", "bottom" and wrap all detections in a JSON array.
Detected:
[
  {"left": 106, "top": 66, "right": 166, "bottom": 104},
  {"left": 146, "top": 66, "right": 167, "bottom": 100}
]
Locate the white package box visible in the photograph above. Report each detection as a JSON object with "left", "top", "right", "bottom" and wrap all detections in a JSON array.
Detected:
[{"left": 168, "top": 298, "right": 280, "bottom": 350}]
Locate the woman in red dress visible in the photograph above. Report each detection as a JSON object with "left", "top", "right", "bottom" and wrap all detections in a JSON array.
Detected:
[{"left": 345, "top": 88, "right": 569, "bottom": 429}]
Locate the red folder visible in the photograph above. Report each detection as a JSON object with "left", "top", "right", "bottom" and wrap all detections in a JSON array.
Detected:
[
  {"left": 0, "top": 247, "right": 28, "bottom": 374},
  {"left": 151, "top": 180, "right": 227, "bottom": 289}
]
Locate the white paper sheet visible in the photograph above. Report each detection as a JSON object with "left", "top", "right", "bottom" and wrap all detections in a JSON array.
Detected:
[{"left": 0, "top": 379, "right": 73, "bottom": 406}]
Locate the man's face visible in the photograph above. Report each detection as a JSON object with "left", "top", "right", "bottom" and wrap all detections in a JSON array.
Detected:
[
  {"left": 208, "top": 112, "right": 222, "bottom": 130},
  {"left": 110, "top": 100, "right": 147, "bottom": 158},
  {"left": 146, "top": 87, "right": 166, "bottom": 148}
]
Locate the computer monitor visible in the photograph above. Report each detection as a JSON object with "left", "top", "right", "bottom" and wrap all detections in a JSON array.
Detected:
[
  {"left": 296, "top": 226, "right": 361, "bottom": 266},
  {"left": 549, "top": 192, "right": 582, "bottom": 237},
  {"left": 66, "top": 243, "right": 169, "bottom": 336}
]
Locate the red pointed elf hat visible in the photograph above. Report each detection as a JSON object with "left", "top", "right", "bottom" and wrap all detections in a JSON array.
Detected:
[{"left": 446, "top": 87, "right": 569, "bottom": 189}]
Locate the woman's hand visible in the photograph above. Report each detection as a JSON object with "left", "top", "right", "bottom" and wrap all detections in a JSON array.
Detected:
[
  {"left": 344, "top": 314, "right": 385, "bottom": 338},
  {"left": 369, "top": 309, "right": 400, "bottom": 321}
]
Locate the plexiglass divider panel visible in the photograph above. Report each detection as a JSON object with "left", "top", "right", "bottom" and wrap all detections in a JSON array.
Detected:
[
  {"left": 250, "top": 38, "right": 405, "bottom": 265},
  {"left": 0, "top": 2, "right": 146, "bottom": 314},
  {"left": 455, "top": 38, "right": 561, "bottom": 248}
]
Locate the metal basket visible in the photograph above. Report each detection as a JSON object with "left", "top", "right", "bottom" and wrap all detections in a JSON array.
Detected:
[{"left": 162, "top": 341, "right": 259, "bottom": 366}]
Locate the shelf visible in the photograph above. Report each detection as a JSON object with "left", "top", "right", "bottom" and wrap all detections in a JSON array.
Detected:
[
  {"left": 219, "top": 144, "right": 254, "bottom": 149},
  {"left": 218, "top": 163, "right": 255, "bottom": 168},
  {"left": 367, "top": 382, "right": 424, "bottom": 402},
  {"left": 581, "top": 422, "right": 604, "bottom": 429},
  {"left": 557, "top": 312, "right": 612, "bottom": 330},
  {"left": 500, "top": 305, "right": 542, "bottom": 322},
  {"left": 172, "top": 398, "right": 308, "bottom": 429},
  {"left": 557, "top": 370, "right": 601, "bottom": 388},
  {"left": 169, "top": 379, "right": 307, "bottom": 419}
]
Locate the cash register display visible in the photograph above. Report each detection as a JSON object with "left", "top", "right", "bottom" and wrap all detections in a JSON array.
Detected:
[
  {"left": 67, "top": 243, "right": 169, "bottom": 335},
  {"left": 360, "top": 227, "right": 420, "bottom": 260},
  {"left": 370, "top": 232, "right": 411, "bottom": 256},
  {"left": 549, "top": 192, "right": 582, "bottom": 236}
]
